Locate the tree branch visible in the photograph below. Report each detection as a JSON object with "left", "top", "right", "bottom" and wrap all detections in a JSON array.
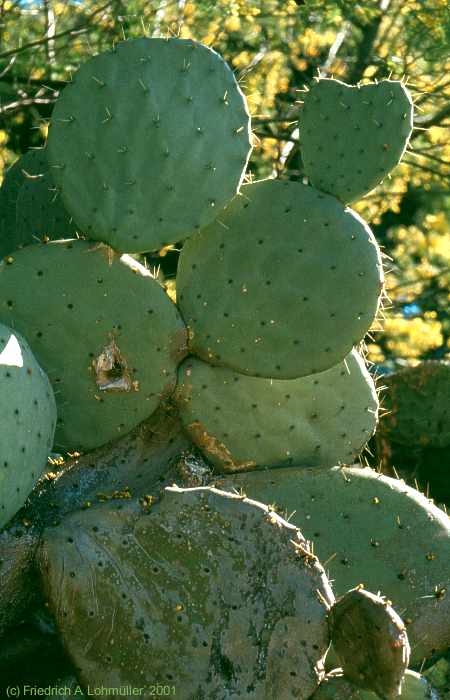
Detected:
[
  {"left": 0, "top": 1, "right": 113, "bottom": 60},
  {"left": 414, "top": 103, "right": 450, "bottom": 130}
]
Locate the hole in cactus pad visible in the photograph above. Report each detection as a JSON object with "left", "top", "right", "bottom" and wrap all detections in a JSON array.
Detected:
[{"left": 93, "top": 337, "right": 139, "bottom": 393}]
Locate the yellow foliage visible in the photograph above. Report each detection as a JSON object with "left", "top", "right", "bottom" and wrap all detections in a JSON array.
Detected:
[
  {"left": 183, "top": 2, "right": 195, "bottom": 16},
  {"left": 366, "top": 343, "right": 385, "bottom": 363},
  {"left": 224, "top": 16, "right": 241, "bottom": 33},
  {"left": 31, "top": 68, "right": 46, "bottom": 80},
  {"left": 383, "top": 317, "right": 443, "bottom": 358}
]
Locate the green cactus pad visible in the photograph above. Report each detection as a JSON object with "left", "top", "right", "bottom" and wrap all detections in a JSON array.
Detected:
[
  {"left": 0, "top": 323, "right": 56, "bottom": 530},
  {"left": 175, "top": 350, "right": 378, "bottom": 472},
  {"left": 177, "top": 179, "right": 383, "bottom": 379},
  {"left": 329, "top": 588, "right": 409, "bottom": 698},
  {"left": 47, "top": 38, "right": 251, "bottom": 254},
  {"left": 39, "top": 487, "right": 334, "bottom": 697},
  {"left": 311, "top": 670, "right": 438, "bottom": 700},
  {"left": 379, "top": 361, "right": 450, "bottom": 448},
  {"left": 15, "top": 150, "right": 79, "bottom": 248},
  {"left": 224, "top": 466, "right": 450, "bottom": 664},
  {"left": 299, "top": 78, "right": 413, "bottom": 203},
  {"left": 0, "top": 155, "right": 27, "bottom": 258},
  {"left": 0, "top": 240, "right": 187, "bottom": 452},
  {"left": 0, "top": 150, "right": 78, "bottom": 259}
]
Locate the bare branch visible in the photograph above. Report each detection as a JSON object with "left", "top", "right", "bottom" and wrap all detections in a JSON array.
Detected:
[{"left": 414, "top": 103, "right": 450, "bottom": 130}]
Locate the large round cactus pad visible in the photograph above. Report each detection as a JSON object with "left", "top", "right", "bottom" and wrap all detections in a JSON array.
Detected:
[
  {"left": 0, "top": 323, "right": 56, "bottom": 530},
  {"left": 47, "top": 38, "right": 252, "bottom": 253},
  {"left": 177, "top": 180, "right": 383, "bottom": 379},
  {"left": 0, "top": 240, "right": 187, "bottom": 451},
  {"left": 175, "top": 350, "right": 378, "bottom": 471},
  {"left": 300, "top": 78, "right": 413, "bottom": 204},
  {"left": 39, "top": 487, "right": 334, "bottom": 698},
  {"left": 379, "top": 361, "right": 450, "bottom": 448},
  {"left": 224, "top": 466, "right": 450, "bottom": 664}
]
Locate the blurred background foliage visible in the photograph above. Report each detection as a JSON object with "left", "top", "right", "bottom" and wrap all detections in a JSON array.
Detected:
[{"left": 0, "top": 0, "right": 449, "bottom": 369}]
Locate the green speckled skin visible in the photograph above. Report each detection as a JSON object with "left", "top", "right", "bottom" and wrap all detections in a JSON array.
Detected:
[
  {"left": 0, "top": 240, "right": 187, "bottom": 452},
  {"left": 300, "top": 79, "right": 413, "bottom": 203},
  {"left": 379, "top": 361, "right": 450, "bottom": 448},
  {"left": 225, "top": 466, "right": 450, "bottom": 665},
  {"left": 0, "top": 323, "right": 56, "bottom": 530},
  {"left": 177, "top": 179, "right": 383, "bottom": 379},
  {"left": 47, "top": 38, "right": 252, "bottom": 253},
  {"left": 40, "top": 487, "right": 334, "bottom": 698},
  {"left": 175, "top": 350, "right": 378, "bottom": 471}
]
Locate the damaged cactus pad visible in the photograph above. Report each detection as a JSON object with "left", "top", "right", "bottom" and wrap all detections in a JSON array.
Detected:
[
  {"left": 0, "top": 240, "right": 187, "bottom": 451},
  {"left": 226, "top": 466, "right": 450, "bottom": 664},
  {"left": 175, "top": 350, "right": 378, "bottom": 471},
  {"left": 39, "top": 486, "right": 334, "bottom": 698}
]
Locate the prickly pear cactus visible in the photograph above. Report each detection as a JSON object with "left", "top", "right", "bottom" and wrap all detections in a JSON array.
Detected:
[
  {"left": 0, "top": 149, "right": 78, "bottom": 258},
  {"left": 47, "top": 38, "right": 252, "bottom": 253},
  {"left": 15, "top": 149, "right": 79, "bottom": 247},
  {"left": 39, "top": 487, "right": 335, "bottom": 699},
  {"left": 224, "top": 466, "right": 450, "bottom": 664},
  {"left": 0, "top": 240, "right": 187, "bottom": 451},
  {"left": 0, "top": 153, "right": 32, "bottom": 257},
  {"left": 329, "top": 587, "right": 410, "bottom": 698},
  {"left": 177, "top": 179, "right": 383, "bottom": 379},
  {"left": 310, "top": 669, "right": 438, "bottom": 700},
  {"left": 175, "top": 350, "right": 378, "bottom": 471},
  {"left": 299, "top": 78, "right": 413, "bottom": 203},
  {"left": 378, "top": 361, "right": 450, "bottom": 449},
  {"left": 0, "top": 323, "right": 56, "bottom": 530}
]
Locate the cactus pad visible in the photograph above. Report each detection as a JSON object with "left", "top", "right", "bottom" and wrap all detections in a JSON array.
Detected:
[
  {"left": 47, "top": 38, "right": 252, "bottom": 253},
  {"left": 311, "top": 670, "right": 438, "bottom": 700},
  {"left": 39, "top": 487, "right": 334, "bottom": 697},
  {"left": 379, "top": 361, "right": 450, "bottom": 448},
  {"left": 0, "top": 150, "right": 78, "bottom": 259},
  {"left": 0, "top": 323, "right": 56, "bottom": 529},
  {"left": 175, "top": 350, "right": 378, "bottom": 471},
  {"left": 329, "top": 587, "right": 409, "bottom": 698},
  {"left": 300, "top": 78, "right": 413, "bottom": 203},
  {"left": 177, "top": 179, "right": 383, "bottom": 379},
  {"left": 0, "top": 240, "right": 187, "bottom": 451},
  {"left": 225, "top": 466, "right": 450, "bottom": 664},
  {"left": 15, "top": 150, "right": 79, "bottom": 248}
]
